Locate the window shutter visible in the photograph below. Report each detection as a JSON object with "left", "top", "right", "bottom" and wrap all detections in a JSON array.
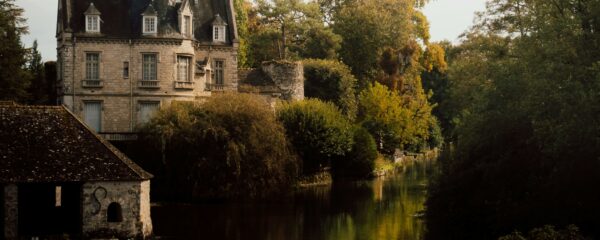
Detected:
[{"left": 84, "top": 102, "right": 102, "bottom": 132}]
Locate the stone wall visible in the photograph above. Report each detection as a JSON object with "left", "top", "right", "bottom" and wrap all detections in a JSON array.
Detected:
[
  {"left": 81, "top": 180, "right": 152, "bottom": 239},
  {"left": 261, "top": 61, "right": 304, "bottom": 101},
  {"left": 238, "top": 61, "right": 305, "bottom": 102},
  {"left": 58, "top": 38, "right": 238, "bottom": 133}
]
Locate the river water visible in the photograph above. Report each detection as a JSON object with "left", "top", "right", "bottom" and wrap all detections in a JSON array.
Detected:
[{"left": 151, "top": 159, "right": 437, "bottom": 240}]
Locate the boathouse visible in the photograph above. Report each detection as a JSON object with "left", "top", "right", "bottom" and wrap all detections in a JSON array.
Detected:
[{"left": 0, "top": 104, "right": 153, "bottom": 239}]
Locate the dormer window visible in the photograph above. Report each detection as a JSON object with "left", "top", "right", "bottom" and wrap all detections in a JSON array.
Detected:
[
  {"left": 212, "top": 14, "right": 227, "bottom": 43},
  {"left": 142, "top": 4, "right": 158, "bottom": 35},
  {"left": 144, "top": 17, "right": 157, "bottom": 33},
  {"left": 84, "top": 3, "right": 101, "bottom": 33}
]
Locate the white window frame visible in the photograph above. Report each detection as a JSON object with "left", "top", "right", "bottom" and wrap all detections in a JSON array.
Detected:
[
  {"left": 177, "top": 56, "right": 191, "bottom": 82},
  {"left": 213, "top": 59, "right": 225, "bottom": 85},
  {"left": 86, "top": 15, "right": 100, "bottom": 33},
  {"left": 85, "top": 53, "right": 100, "bottom": 80},
  {"left": 143, "top": 16, "right": 157, "bottom": 34},
  {"left": 213, "top": 26, "right": 226, "bottom": 42},
  {"left": 142, "top": 53, "right": 158, "bottom": 81}
]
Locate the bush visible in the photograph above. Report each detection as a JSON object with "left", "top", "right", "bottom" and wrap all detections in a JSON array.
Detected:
[
  {"left": 141, "top": 93, "right": 298, "bottom": 200},
  {"left": 276, "top": 99, "right": 353, "bottom": 174},
  {"left": 303, "top": 59, "right": 358, "bottom": 120},
  {"left": 499, "top": 225, "right": 585, "bottom": 240},
  {"left": 332, "top": 126, "right": 378, "bottom": 178}
]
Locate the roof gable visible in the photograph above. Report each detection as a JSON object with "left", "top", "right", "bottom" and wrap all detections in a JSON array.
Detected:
[{"left": 0, "top": 105, "right": 152, "bottom": 183}]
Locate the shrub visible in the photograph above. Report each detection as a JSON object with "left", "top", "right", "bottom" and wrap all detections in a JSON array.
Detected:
[
  {"left": 141, "top": 93, "right": 298, "bottom": 200},
  {"left": 498, "top": 225, "right": 585, "bottom": 240},
  {"left": 303, "top": 59, "right": 358, "bottom": 120},
  {"left": 276, "top": 99, "right": 353, "bottom": 174},
  {"left": 332, "top": 126, "right": 378, "bottom": 178}
]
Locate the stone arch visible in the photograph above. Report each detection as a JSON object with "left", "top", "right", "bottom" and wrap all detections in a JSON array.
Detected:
[{"left": 107, "top": 202, "right": 123, "bottom": 222}]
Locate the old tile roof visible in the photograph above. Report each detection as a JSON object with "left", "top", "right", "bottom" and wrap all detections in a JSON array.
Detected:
[
  {"left": 0, "top": 105, "right": 152, "bottom": 183},
  {"left": 212, "top": 14, "right": 227, "bottom": 26},
  {"left": 62, "top": 0, "right": 237, "bottom": 43},
  {"left": 83, "top": 2, "right": 101, "bottom": 15}
]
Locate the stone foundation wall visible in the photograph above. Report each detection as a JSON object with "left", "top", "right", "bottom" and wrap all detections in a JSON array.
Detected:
[{"left": 82, "top": 180, "right": 152, "bottom": 239}]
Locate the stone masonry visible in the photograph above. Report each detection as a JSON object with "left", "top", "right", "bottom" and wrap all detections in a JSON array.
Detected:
[{"left": 82, "top": 180, "right": 152, "bottom": 239}]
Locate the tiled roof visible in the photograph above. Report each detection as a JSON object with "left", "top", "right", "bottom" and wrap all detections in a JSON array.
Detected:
[
  {"left": 61, "top": 0, "right": 237, "bottom": 44},
  {"left": 83, "top": 2, "right": 101, "bottom": 15},
  {"left": 0, "top": 105, "right": 153, "bottom": 183}
]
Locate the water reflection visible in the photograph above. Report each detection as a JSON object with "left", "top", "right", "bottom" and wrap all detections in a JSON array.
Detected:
[{"left": 152, "top": 159, "right": 436, "bottom": 240}]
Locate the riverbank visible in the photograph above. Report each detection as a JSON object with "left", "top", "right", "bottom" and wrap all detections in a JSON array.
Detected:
[
  {"left": 372, "top": 148, "right": 439, "bottom": 177},
  {"left": 295, "top": 148, "right": 440, "bottom": 187}
]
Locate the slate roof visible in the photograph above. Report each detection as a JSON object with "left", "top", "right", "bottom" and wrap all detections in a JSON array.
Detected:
[
  {"left": 0, "top": 105, "right": 153, "bottom": 183},
  {"left": 59, "top": 0, "right": 237, "bottom": 43}
]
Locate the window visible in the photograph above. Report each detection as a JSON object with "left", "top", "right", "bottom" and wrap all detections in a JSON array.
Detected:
[
  {"left": 86, "top": 15, "right": 99, "bottom": 32},
  {"left": 213, "top": 26, "right": 225, "bottom": 42},
  {"left": 83, "top": 101, "right": 102, "bottom": 132},
  {"left": 107, "top": 202, "right": 123, "bottom": 222},
  {"left": 139, "top": 101, "right": 160, "bottom": 124},
  {"left": 85, "top": 53, "right": 100, "bottom": 80},
  {"left": 213, "top": 60, "right": 224, "bottom": 85},
  {"left": 123, "top": 61, "right": 129, "bottom": 78},
  {"left": 55, "top": 186, "right": 62, "bottom": 207},
  {"left": 183, "top": 16, "right": 191, "bottom": 37},
  {"left": 143, "top": 16, "right": 157, "bottom": 34},
  {"left": 177, "top": 56, "right": 191, "bottom": 82},
  {"left": 142, "top": 54, "right": 157, "bottom": 80}
]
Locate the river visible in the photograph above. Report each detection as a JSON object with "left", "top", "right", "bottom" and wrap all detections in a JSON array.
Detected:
[{"left": 151, "top": 158, "right": 437, "bottom": 240}]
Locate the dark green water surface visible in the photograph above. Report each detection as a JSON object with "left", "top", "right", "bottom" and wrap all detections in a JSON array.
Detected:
[{"left": 151, "top": 159, "right": 436, "bottom": 240}]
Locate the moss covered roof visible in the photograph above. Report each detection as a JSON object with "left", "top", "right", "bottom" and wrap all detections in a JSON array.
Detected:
[{"left": 0, "top": 105, "right": 152, "bottom": 183}]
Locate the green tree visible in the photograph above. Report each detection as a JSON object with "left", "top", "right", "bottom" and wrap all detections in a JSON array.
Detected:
[
  {"left": 332, "top": 0, "right": 429, "bottom": 82},
  {"left": 358, "top": 82, "right": 432, "bottom": 154},
  {"left": 303, "top": 58, "right": 357, "bottom": 119},
  {"left": 27, "top": 40, "right": 46, "bottom": 104},
  {"left": 277, "top": 99, "right": 353, "bottom": 174},
  {"left": 426, "top": 0, "right": 600, "bottom": 238},
  {"left": 141, "top": 93, "right": 299, "bottom": 200},
  {"left": 253, "top": 0, "right": 340, "bottom": 62},
  {"left": 234, "top": 0, "right": 250, "bottom": 67},
  {"left": 0, "top": 0, "right": 31, "bottom": 102},
  {"left": 331, "top": 126, "right": 378, "bottom": 178}
]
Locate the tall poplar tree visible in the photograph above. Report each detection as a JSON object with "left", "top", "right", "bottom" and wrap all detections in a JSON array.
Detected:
[{"left": 0, "top": 0, "right": 31, "bottom": 102}]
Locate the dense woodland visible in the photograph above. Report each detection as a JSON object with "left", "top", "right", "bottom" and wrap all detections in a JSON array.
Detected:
[{"left": 2, "top": 0, "right": 600, "bottom": 239}]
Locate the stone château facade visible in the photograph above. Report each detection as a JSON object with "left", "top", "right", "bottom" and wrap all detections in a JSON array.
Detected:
[{"left": 56, "top": 0, "right": 239, "bottom": 139}]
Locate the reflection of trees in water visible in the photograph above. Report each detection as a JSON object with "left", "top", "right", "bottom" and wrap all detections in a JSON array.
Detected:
[{"left": 151, "top": 158, "right": 437, "bottom": 240}]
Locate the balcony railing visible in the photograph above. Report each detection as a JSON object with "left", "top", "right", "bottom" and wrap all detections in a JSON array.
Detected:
[
  {"left": 99, "top": 132, "right": 138, "bottom": 141},
  {"left": 174, "top": 81, "right": 195, "bottom": 90},
  {"left": 138, "top": 80, "right": 160, "bottom": 89},
  {"left": 206, "top": 83, "right": 226, "bottom": 91},
  {"left": 82, "top": 79, "right": 103, "bottom": 88}
]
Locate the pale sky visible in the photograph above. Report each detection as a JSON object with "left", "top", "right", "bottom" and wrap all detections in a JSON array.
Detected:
[{"left": 15, "top": 0, "right": 487, "bottom": 62}]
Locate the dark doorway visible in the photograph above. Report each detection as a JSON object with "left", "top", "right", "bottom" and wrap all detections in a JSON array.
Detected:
[
  {"left": 18, "top": 183, "right": 82, "bottom": 238},
  {"left": 107, "top": 202, "right": 123, "bottom": 222}
]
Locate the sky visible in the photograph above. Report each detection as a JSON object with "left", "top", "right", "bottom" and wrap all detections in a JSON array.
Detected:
[{"left": 15, "top": 0, "right": 487, "bottom": 62}]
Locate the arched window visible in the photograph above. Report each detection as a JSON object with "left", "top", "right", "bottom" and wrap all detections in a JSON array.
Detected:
[{"left": 107, "top": 202, "right": 123, "bottom": 222}]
